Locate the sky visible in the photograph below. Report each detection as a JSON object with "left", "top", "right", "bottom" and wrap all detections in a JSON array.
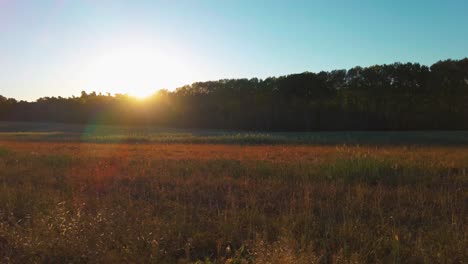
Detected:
[{"left": 1, "top": 0, "right": 467, "bottom": 101}]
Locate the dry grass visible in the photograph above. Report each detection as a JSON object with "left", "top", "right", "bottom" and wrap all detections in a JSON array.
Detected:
[{"left": 0, "top": 141, "right": 467, "bottom": 263}]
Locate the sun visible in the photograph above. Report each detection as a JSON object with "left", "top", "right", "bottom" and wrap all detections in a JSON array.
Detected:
[
  {"left": 82, "top": 40, "right": 190, "bottom": 97},
  {"left": 131, "top": 89, "right": 156, "bottom": 99}
]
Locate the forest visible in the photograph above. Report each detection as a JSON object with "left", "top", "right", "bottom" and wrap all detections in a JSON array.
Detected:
[{"left": 1, "top": 58, "right": 467, "bottom": 130}]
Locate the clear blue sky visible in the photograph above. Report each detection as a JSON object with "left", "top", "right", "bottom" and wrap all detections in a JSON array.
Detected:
[{"left": 1, "top": 0, "right": 467, "bottom": 101}]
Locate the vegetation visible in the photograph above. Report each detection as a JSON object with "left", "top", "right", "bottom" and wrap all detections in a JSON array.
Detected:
[
  {"left": 0, "top": 140, "right": 467, "bottom": 263},
  {"left": 1, "top": 58, "right": 468, "bottom": 130},
  {"left": 2, "top": 122, "right": 468, "bottom": 146},
  {"left": 1, "top": 57, "right": 467, "bottom": 262}
]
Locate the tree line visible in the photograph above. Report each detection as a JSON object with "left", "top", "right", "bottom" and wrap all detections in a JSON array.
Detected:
[{"left": 1, "top": 58, "right": 467, "bottom": 130}]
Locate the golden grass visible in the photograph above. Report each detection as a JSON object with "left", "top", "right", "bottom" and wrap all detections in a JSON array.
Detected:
[
  {"left": 2, "top": 141, "right": 468, "bottom": 165},
  {"left": 0, "top": 141, "right": 467, "bottom": 263}
]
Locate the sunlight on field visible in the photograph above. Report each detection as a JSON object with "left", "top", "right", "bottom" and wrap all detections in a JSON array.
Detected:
[
  {"left": 0, "top": 140, "right": 467, "bottom": 262},
  {"left": 0, "top": 124, "right": 467, "bottom": 263}
]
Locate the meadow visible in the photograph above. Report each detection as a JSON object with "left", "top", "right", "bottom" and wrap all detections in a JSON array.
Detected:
[
  {"left": 0, "top": 122, "right": 467, "bottom": 263},
  {"left": 2, "top": 121, "right": 468, "bottom": 145}
]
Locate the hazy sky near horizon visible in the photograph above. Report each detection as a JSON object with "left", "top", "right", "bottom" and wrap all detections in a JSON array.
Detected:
[{"left": 1, "top": 0, "right": 467, "bottom": 101}]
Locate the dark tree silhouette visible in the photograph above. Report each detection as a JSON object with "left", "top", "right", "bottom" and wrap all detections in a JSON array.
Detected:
[{"left": 1, "top": 58, "right": 467, "bottom": 130}]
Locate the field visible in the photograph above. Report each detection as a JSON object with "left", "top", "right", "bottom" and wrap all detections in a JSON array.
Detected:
[{"left": 0, "top": 122, "right": 467, "bottom": 263}]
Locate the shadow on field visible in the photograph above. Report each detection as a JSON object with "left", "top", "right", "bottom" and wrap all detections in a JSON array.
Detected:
[{"left": 1, "top": 121, "right": 468, "bottom": 146}]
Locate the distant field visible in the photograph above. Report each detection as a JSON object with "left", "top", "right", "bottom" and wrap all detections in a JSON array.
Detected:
[
  {"left": 1, "top": 121, "right": 468, "bottom": 145},
  {"left": 0, "top": 122, "right": 467, "bottom": 263}
]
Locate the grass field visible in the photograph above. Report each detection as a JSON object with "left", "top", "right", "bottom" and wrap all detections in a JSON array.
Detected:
[
  {"left": 0, "top": 122, "right": 467, "bottom": 263},
  {"left": 2, "top": 121, "right": 468, "bottom": 145}
]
